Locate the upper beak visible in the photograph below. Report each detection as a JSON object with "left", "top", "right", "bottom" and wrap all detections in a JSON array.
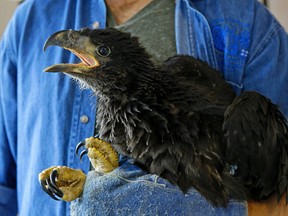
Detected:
[{"left": 43, "top": 29, "right": 100, "bottom": 74}]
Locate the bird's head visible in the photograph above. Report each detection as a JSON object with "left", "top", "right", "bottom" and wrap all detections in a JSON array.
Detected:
[{"left": 44, "top": 28, "right": 154, "bottom": 98}]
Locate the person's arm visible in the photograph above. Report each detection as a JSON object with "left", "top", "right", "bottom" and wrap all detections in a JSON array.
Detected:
[{"left": 0, "top": 19, "right": 18, "bottom": 216}]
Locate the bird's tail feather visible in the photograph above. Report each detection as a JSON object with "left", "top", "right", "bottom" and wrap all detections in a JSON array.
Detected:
[
  {"left": 277, "top": 144, "right": 288, "bottom": 203},
  {"left": 221, "top": 170, "right": 249, "bottom": 201}
]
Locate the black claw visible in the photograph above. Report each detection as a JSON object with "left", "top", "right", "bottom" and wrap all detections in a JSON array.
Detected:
[
  {"left": 76, "top": 140, "right": 86, "bottom": 156},
  {"left": 40, "top": 180, "right": 51, "bottom": 195},
  {"left": 49, "top": 193, "right": 61, "bottom": 201},
  {"left": 50, "top": 170, "right": 58, "bottom": 188},
  {"left": 48, "top": 185, "right": 64, "bottom": 199},
  {"left": 75, "top": 139, "right": 88, "bottom": 162},
  {"left": 40, "top": 180, "right": 61, "bottom": 201},
  {"left": 49, "top": 170, "right": 64, "bottom": 198},
  {"left": 46, "top": 179, "right": 62, "bottom": 200},
  {"left": 39, "top": 170, "right": 64, "bottom": 201},
  {"left": 80, "top": 149, "right": 88, "bottom": 162}
]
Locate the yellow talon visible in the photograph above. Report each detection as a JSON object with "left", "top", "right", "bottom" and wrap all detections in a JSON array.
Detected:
[
  {"left": 38, "top": 166, "right": 86, "bottom": 202},
  {"left": 84, "top": 137, "right": 119, "bottom": 173},
  {"left": 39, "top": 137, "right": 118, "bottom": 202}
]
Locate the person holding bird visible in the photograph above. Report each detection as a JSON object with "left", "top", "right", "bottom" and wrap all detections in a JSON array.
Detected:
[{"left": 0, "top": 0, "right": 288, "bottom": 215}]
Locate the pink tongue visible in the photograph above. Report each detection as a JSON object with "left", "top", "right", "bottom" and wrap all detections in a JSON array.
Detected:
[
  {"left": 72, "top": 50, "right": 95, "bottom": 66},
  {"left": 80, "top": 55, "right": 94, "bottom": 66}
]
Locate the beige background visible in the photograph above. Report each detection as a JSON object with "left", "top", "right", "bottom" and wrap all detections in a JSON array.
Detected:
[
  {"left": 0, "top": 0, "right": 19, "bottom": 36},
  {"left": 0, "top": 0, "right": 288, "bottom": 37},
  {"left": 269, "top": 1, "right": 288, "bottom": 31}
]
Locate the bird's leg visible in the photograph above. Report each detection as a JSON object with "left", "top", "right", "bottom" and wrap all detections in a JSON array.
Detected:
[
  {"left": 38, "top": 166, "right": 86, "bottom": 202},
  {"left": 76, "top": 135, "right": 119, "bottom": 173}
]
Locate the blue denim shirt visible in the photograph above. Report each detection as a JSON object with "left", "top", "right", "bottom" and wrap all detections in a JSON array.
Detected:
[{"left": 0, "top": 0, "right": 287, "bottom": 215}]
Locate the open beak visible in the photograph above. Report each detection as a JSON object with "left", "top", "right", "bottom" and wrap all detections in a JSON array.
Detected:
[{"left": 43, "top": 29, "right": 100, "bottom": 75}]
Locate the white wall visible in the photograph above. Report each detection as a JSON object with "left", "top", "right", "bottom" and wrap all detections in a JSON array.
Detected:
[{"left": 0, "top": 1, "right": 287, "bottom": 36}]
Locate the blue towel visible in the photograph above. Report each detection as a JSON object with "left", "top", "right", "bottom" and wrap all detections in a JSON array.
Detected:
[{"left": 70, "top": 157, "right": 247, "bottom": 216}]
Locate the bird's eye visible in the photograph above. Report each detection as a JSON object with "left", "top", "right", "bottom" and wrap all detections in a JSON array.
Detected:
[{"left": 96, "top": 45, "right": 111, "bottom": 57}]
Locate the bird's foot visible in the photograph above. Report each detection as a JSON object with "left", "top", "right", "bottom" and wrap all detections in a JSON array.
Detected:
[
  {"left": 38, "top": 166, "right": 86, "bottom": 202},
  {"left": 76, "top": 135, "right": 119, "bottom": 173}
]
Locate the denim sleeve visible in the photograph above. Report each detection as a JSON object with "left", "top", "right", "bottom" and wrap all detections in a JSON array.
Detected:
[
  {"left": 244, "top": 1, "right": 288, "bottom": 118},
  {"left": 70, "top": 158, "right": 247, "bottom": 216},
  {"left": 0, "top": 22, "right": 18, "bottom": 216}
]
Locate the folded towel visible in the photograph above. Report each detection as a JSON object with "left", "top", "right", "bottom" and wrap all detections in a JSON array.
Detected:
[{"left": 70, "top": 157, "right": 247, "bottom": 216}]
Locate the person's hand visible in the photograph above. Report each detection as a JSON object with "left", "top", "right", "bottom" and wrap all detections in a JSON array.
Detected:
[{"left": 248, "top": 194, "right": 288, "bottom": 216}]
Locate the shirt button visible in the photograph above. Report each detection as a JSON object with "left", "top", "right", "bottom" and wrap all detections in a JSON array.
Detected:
[
  {"left": 92, "top": 21, "right": 100, "bottom": 29},
  {"left": 80, "top": 115, "right": 89, "bottom": 124}
]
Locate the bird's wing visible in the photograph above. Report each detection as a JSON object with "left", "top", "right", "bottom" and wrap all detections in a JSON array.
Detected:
[
  {"left": 161, "top": 55, "right": 235, "bottom": 105},
  {"left": 223, "top": 91, "right": 288, "bottom": 200}
]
